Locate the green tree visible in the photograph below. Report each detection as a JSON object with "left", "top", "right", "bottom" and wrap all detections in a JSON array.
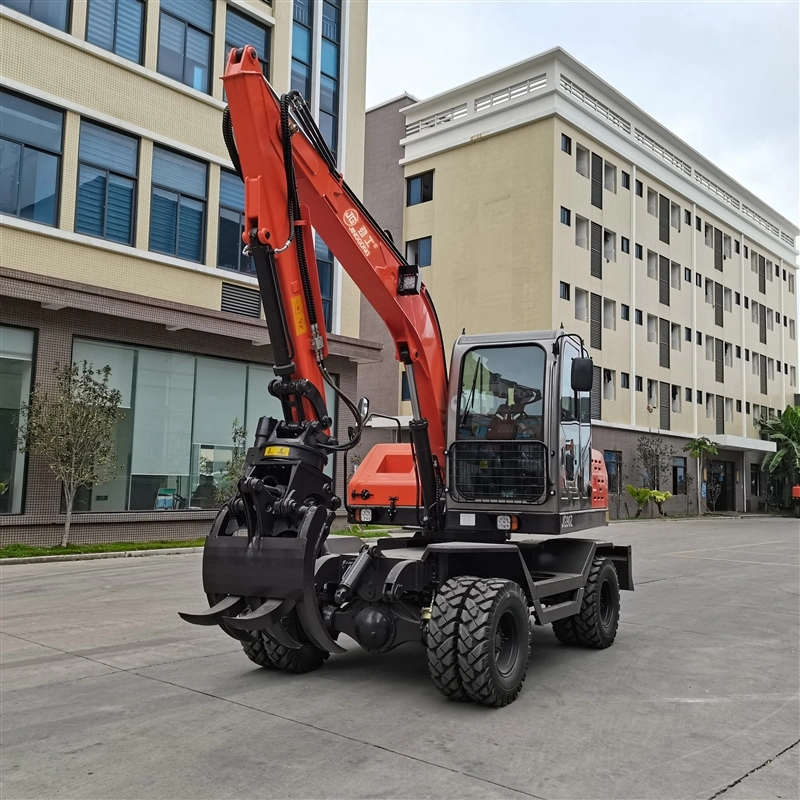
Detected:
[
  {"left": 684, "top": 436, "right": 719, "bottom": 515},
  {"left": 758, "top": 406, "right": 800, "bottom": 482},
  {"left": 18, "top": 362, "right": 123, "bottom": 547},
  {"left": 216, "top": 419, "right": 248, "bottom": 505}
]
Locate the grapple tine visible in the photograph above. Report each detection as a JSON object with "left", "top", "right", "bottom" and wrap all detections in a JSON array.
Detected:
[
  {"left": 223, "top": 597, "right": 296, "bottom": 634},
  {"left": 179, "top": 595, "right": 245, "bottom": 626}
]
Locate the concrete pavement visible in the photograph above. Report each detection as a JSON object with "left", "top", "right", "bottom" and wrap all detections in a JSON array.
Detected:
[{"left": 1, "top": 518, "right": 798, "bottom": 799}]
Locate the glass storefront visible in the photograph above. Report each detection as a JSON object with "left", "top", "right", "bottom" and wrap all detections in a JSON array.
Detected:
[
  {"left": 0, "top": 325, "right": 35, "bottom": 514},
  {"left": 71, "top": 339, "right": 337, "bottom": 512}
]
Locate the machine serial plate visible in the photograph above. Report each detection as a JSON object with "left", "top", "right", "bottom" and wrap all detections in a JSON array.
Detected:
[{"left": 264, "top": 446, "right": 290, "bottom": 456}]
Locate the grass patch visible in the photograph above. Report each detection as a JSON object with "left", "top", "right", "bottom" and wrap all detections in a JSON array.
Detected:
[
  {"left": 0, "top": 539, "right": 206, "bottom": 559},
  {"left": 335, "top": 525, "right": 395, "bottom": 538}
]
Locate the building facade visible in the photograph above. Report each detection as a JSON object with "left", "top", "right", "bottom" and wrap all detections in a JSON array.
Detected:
[
  {"left": 361, "top": 47, "right": 799, "bottom": 516},
  {"left": 0, "top": 0, "right": 375, "bottom": 544}
]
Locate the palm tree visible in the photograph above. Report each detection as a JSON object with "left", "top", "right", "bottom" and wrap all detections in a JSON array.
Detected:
[
  {"left": 758, "top": 406, "right": 800, "bottom": 506},
  {"left": 683, "top": 437, "right": 718, "bottom": 515}
]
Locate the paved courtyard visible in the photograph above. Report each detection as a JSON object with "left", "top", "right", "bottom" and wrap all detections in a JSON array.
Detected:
[{"left": 1, "top": 518, "right": 798, "bottom": 800}]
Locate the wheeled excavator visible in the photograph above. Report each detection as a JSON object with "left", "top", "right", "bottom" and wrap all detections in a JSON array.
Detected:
[{"left": 180, "top": 46, "right": 633, "bottom": 707}]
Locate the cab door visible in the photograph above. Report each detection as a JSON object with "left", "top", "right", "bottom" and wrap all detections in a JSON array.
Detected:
[{"left": 558, "top": 341, "right": 591, "bottom": 511}]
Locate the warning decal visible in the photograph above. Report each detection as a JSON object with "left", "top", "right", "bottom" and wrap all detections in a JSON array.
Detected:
[{"left": 291, "top": 295, "right": 307, "bottom": 335}]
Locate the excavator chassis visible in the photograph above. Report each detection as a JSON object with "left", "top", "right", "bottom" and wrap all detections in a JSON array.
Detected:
[{"left": 181, "top": 485, "right": 633, "bottom": 705}]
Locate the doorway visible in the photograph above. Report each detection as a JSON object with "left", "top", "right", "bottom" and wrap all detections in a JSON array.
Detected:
[{"left": 708, "top": 459, "right": 735, "bottom": 512}]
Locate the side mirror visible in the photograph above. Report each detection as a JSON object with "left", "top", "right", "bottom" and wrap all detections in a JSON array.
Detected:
[
  {"left": 571, "top": 358, "right": 594, "bottom": 392},
  {"left": 357, "top": 396, "right": 370, "bottom": 422}
]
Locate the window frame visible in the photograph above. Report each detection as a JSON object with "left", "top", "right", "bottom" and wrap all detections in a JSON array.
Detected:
[
  {"left": 157, "top": 0, "right": 214, "bottom": 94},
  {"left": 85, "top": 0, "right": 146, "bottom": 65},
  {"left": 74, "top": 120, "right": 140, "bottom": 246},
  {"left": 406, "top": 170, "right": 433, "bottom": 206},
  {"left": 0, "top": 89, "right": 65, "bottom": 227},
  {"left": 225, "top": 5, "right": 271, "bottom": 80},
  {"left": 149, "top": 145, "right": 209, "bottom": 263},
  {"left": 217, "top": 168, "right": 254, "bottom": 275}
]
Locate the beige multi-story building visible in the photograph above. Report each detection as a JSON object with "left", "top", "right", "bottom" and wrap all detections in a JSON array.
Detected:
[
  {"left": 362, "top": 47, "right": 799, "bottom": 515},
  {"left": 0, "top": 0, "right": 376, "bottom": 543}
]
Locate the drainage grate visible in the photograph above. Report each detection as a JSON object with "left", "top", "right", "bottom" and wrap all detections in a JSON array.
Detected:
[{"left": 221, "top": 283, "right": 261, "bottom": 318}]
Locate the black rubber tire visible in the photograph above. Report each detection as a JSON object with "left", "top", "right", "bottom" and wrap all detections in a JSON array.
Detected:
[
  {"left": 552, "top": 615, "right": 579, "bottom": 645},
  {"left": 573, "top": 557, "right": 620, "bottom": 649},
  {"left": 427, "top": 576, "right": 480, "bottom": 700},
  {"left": 241, "top": 635, "right": 278, "bottom": 669},
  {"left": 457, "top": 579, "right": 531, "bottom": 707},
  {"left": 261, "top": 609, "right": 330, "bottom": 673}
]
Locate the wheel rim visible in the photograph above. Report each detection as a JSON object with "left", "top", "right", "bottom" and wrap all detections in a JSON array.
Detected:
[
  {"left": 599, "top": 579, "right": 613, "bottom": 627},
  {"left": 494, "top": 609, "right": 520, "bottom": 676}
]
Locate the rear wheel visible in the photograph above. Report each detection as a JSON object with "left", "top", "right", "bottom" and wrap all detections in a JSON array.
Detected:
[
  {"left": 457, "top": 579, "right": 531, "bottom": 707},
  {"left": 552, "top": 615, "right": 579, "bottom": 645},
  {"left": 573, "top": 558, "right": 620, "bottom": 649},
  {"left": 427, "top": 576, "right": 480, "bottom": 700}
]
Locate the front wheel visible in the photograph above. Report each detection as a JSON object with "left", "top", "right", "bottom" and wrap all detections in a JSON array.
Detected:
[{"left": 457, "top": 579, "right": 531, "bottom": 707}]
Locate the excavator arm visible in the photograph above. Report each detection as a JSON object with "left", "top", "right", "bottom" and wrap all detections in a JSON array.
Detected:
[{"left": 222, "top": 47, "right": 448, "bottom": 477}]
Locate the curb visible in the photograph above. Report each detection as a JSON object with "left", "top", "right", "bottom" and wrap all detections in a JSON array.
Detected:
[
  {"left": 0, "top": 534, "right": 371, "bottom": 566},
  {"left": 0, "top": 547, "right": 205, "bottom": 565}
]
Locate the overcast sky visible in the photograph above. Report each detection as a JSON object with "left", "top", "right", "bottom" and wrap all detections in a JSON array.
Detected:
[{"left": 365, "top": 1, "right": 799, "bottom": 227}]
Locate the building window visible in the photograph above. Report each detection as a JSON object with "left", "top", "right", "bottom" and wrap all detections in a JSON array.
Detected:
[
  {"left": 736, "top": 399, "right": 742, "bottom": 413},
  {"left": 576, "top": 144, "right": 589, "bottom": 177},
  {"left": 86, "top": 0, "right": 145, "bottom": 63},
  {"left": 744, "top": 244, "right": 749, "bottom": 258},
  {"left": 635, "top": 243, "right": 643, "bottom": 260},
  {"left": 723, "top": 287, "right": 732, "bottom": 312},
  {"left": 734, "top": 239, "right": 740, "bottom": 254},
  {"left": 671, "top": 322, "right": 681, "bottom": 351},
  {"left": 621, "top": 372, "right": 630, "bottom": 389},
  {"left": 149, "top": 147, "right": 207, "bottom": 262},
  {"left": 744, "top": 296, "right": 749, "bottom": 309},
  {"left": 314, "top": 236, "right": 334, "bottom": 331},
  {"left": 559, "top": 281, "right": 570, "bottom": 301},
  {"left": 0, "top": 91, "right": 63, "bottom": 226},
  {"left": 157, "top": 0, "right": 213, "bottom": 94},
  {"left": 561, "top": 133, "right": 572, "bottom": 154},
  {"left": 671, "top": 385, "right": 681, "bottom": 413},
  {"left": 407, "top": 171, "right": 433, "bottom": 206},
  {"left": 647, "top": 188, "right": 657, "bottom": 215},
  {"left": 696, "top": 331, "right": 702, "bottom": 345},
  {"left": 697, "top": 390, "right": 702, "bottom": 404},
  {"left": 789, "top": 274, "right": 795, "bottom": 293},
  {"left": 0, "top": 325, "right": 35, "bottom": 514},
  {"left": 621, "top": 236, "right": 630, "bottom": 254},
  {"left": 1, "top": 0, "right": 69, "bottom": 29},
  {"left": 76, "top": 122, "right": 138, "bottom": 245},
  {"left": 621, "top": 304, "right": 630, "bottom": 321},
  {"left": 745, "top": 348, "right": 749, "bottom": 361},
  {"left": 604, "top": 229, "right": 616, "bottom": 261},
  {"left": 790, "top": 319, "right": 796, "bottom": 340},
  {"left": 574, "top": 288, "right": 588, "bottom": 322},
  {"left": 560, "top": 206, "right": 571, "bottom": 226},
  {"left": 684, "top": 267, "right": 692, "bottom": 282},
  {"left": 225, "top": 7, "right": 270, "bottom": 79},
  {"left": 647, "top": 251, "right": 657, "bottom": 279},
  {"left": 735, "top": 291, "right": 740, "bottom": 305},
  {"left": 671, "top": 261, "right": 681, "bottom": 289},
  {"left": 684, "top": 326, "right": 691, "bottom": 342},
  {"left": 695, "top": 272, "right": 702, "bottom": 288},
  {"left": 685, "top": 387, "right": 692, "bottom": 403},
  {"left": 603, "top": 298, "right": 616, "bottom": 330},
  {"left": 217, "top": 170, "right": 254, "bottom": 274},
  {"left": 634, "top": 309, "right": 643, "bottom": 325},
  {"left": 405, "top": 236, "right": 432, "bottom": 267},
  {"left": 66, "top": 339, "right": 338, "bottom": 512},
  {"left": 791, "top": 366, "right": 797, "bottom": 387},
  {"left": 723, "top": 234, "right": 732, "bottom": 259},
  {"left": 603, "top": 369, "right": 615, "bottom": 401},
  {"left": 704, "top": 223, "right": 713, "bottom": 248},
  {"left": 670, "top": 202, "right": 681, "bottom": 230},
  {"left": 635, "top": 179, "right": 643, "bottom": 197},
  {"left": 291, "top": 0, "right": 313, "bottom": 100},
  {"left": 672, "top": 457, "right": 687, "bottom": 495},
  {"left": 603, "top": 162, "right": 616, "bottom": 193},
  {"left": 574, "top": 215, "right": 588, "bottom": 248},
  {"left": 319, "top": 0, "right": 341, "bottom": 158},
  {"left": 735, "top": 345, "right": 741, "bottom": 358},
  {"left": 635, "top": 375, "right": 643, "bottom": 392},
  {"left": 682, "top": 209, "right": 690, "bottom": 226},
  {"left": 400, "top": 370, "right": 411, "bottom": 402},
  {"left": 647, "top": 379, "right": 657, "bottom": 406},
  {"left": 647, "top": 314, "right": 657, "bottom": 343}
]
